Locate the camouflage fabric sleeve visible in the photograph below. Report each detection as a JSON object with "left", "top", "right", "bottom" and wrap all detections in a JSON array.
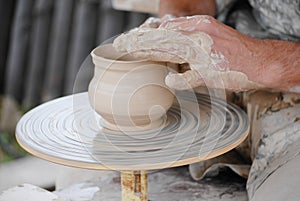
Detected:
[{"left": 248, "top": 0, "right": 300, "bottom": 41}]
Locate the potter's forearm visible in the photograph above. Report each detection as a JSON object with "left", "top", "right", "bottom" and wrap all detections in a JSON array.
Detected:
[
  {"left": 158, "top": 0, "right": 217, "bottom": 17},
  {"left": 254, "top": 40, "right": 300, "bottom": 93}
]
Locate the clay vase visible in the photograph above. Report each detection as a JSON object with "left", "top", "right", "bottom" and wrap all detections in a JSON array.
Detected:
[{"left": 88, "top": 44, "right": 174, "bottom": 131}]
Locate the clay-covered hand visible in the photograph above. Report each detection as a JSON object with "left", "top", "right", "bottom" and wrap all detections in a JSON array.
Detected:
[{"left": 113, "top": 15, "right": 265, "bottom": 91}]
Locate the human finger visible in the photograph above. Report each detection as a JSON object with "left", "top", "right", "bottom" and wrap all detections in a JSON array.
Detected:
[
  {"left": 160, "top": 15, "right": 238, "bottom": 40},
  {"left": 160, "top": 15, "right": 216, "bottom": 33},
  {"left": 140, "top": 15, "right": 175, "bottom": 28},
  {"left": 165, "top": 70, "right": 205, "bottom": 90},
  {"left": 113, "top": 28, "right": 212, "bottom": 66}
]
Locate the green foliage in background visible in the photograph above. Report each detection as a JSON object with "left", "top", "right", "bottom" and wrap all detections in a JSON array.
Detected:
[{"left": 0, "top": 132, "right": 27, "bottom": 163}]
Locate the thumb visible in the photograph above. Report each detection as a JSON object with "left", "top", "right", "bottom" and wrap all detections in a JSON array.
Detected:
[{"left": 165, "top": 70, "right": 205, "bottom": 90}]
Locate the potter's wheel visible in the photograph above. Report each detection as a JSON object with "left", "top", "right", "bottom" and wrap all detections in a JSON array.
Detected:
[{"left": 16, "top": 91, "right": 249, "bottom": 171}]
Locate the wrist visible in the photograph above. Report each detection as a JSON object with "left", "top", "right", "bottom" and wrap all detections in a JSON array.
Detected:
[{"left": 249, "top": 40, "right": 300, "bottom": 91}]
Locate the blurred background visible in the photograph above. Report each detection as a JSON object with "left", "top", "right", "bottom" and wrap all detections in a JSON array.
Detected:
[{"left": 0, "top": 0, "right": 152, "bottom": 191}]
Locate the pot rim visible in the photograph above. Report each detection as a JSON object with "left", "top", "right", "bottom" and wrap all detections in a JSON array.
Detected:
[{"left": 91, "top": 43, "right": 149, "bottom": 64}]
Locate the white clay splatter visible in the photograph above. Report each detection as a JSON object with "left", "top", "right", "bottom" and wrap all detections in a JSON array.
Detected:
[
  {"left": 210, "top": 51, "right": 229, "bottom": 71},
  {"left": 140, "top": 14, "right": 175, "bottom": 28},
  {"left": 202, "top": 18, "right": 211, "bottom": 24},
  {"left": 290, "top": 86, "right": 300, "bottom": 93},
  {"left": 186, "top": 15, "right": 212, "bottom": 24},
  {"left": 162, "top": 16, "right": 211, "bottom": 32}
]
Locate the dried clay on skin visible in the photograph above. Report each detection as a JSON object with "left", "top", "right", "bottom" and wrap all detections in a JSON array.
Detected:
[
  {"left": 140, "top": 14, "right": 175, "bottom": 28},
  {"left": 162, "top": 15, "right": 212, "bottom": 31},
  {"left": 290, "top": 86, "right": 300, "bottom": 94}
]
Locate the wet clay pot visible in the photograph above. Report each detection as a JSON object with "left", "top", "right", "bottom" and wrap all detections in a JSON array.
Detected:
[{"left": 88, "top": 44, "right": 174, "bottom": 131}]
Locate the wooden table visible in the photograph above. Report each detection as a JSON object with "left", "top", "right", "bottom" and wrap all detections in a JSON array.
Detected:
[{"left": 16, "top": 91, "right": 249, "bottom": 201}]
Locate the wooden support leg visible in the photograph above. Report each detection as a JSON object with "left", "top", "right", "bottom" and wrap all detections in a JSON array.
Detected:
[{"left": 121, "top": 171, "right": 148, "bottom": 201}]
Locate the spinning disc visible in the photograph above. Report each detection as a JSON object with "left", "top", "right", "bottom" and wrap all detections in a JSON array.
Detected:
[{"left": 16, "top": 92, "right": 249, "bottom": 170}]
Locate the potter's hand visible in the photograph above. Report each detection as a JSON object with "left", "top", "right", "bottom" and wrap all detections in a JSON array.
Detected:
[{"left": 113, "top": 15, "right": 264, "bottom": 91}]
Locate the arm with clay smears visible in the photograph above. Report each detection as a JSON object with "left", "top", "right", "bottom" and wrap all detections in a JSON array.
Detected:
[
  {"left": 141, "top": 0, "right": 216, "bottom": 29},
  {"left": 158, "top": 0, "right": 217, "bottom": 17}
]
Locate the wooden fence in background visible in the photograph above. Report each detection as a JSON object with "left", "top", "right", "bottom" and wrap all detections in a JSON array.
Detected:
[{"left": 0, "top": 0, "right": 149, "bottom": 110}]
